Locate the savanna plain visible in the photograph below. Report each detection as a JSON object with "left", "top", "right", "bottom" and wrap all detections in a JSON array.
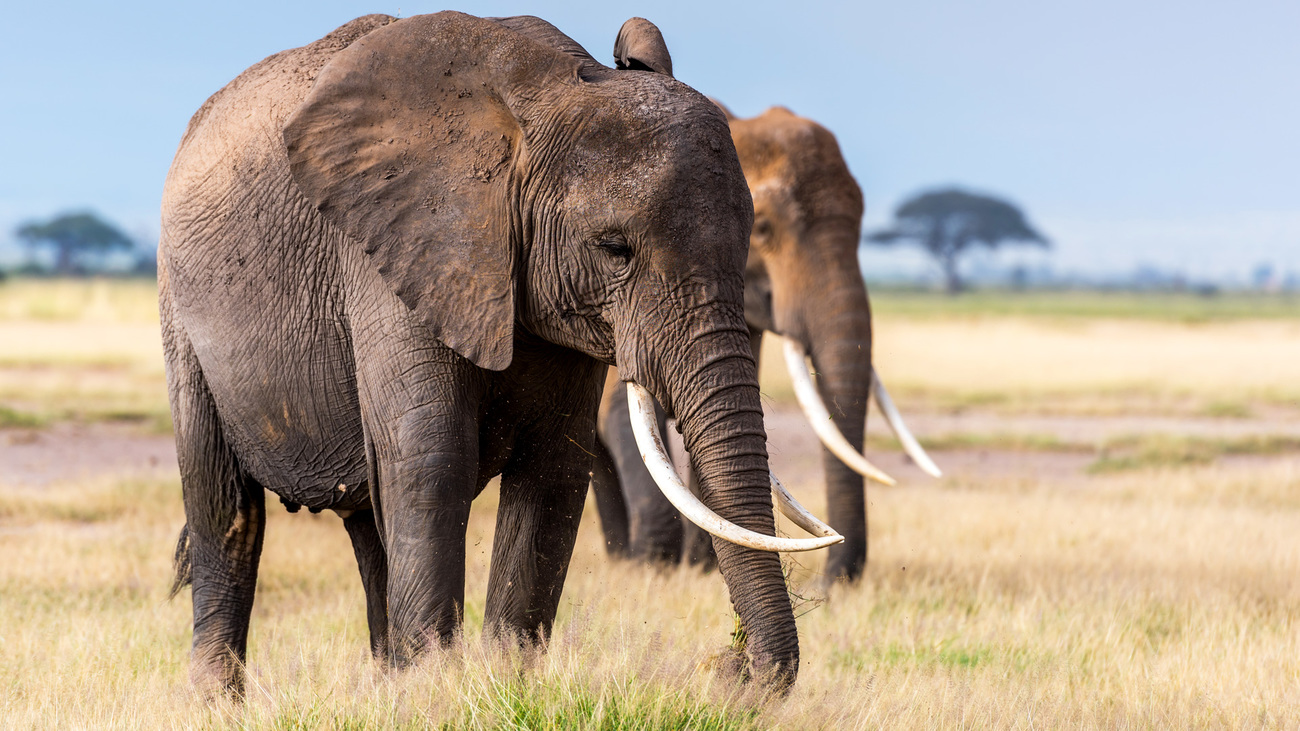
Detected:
[{"left": 2, "top": 279, "right": 1299, "bottom": 728}]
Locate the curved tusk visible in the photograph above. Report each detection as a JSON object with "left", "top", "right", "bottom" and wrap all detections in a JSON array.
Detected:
[
  {"left": 626, "top": 383, "right": 843, "bottom": 553},
  {"left": 780, "top": 338, "right": 897, "bottom": 486},
  {"left": 770, "top": 472, "right": 838, "bottom": 538},
  {"left": 871, "top": 369, "right": 943, "bottom": 478}
]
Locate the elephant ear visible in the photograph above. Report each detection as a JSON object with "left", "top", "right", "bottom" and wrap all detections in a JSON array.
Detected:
[
  {"left": 613, "top": 18, "right": 673, "bottom": 77},
  {"left": 283, "top": 11, "right": 580, "bottom": 370}
]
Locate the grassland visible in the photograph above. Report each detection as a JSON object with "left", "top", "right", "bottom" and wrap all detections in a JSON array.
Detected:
[
  {"left": 759, "top": 288, "right": 1300, "bottom": 418},
  {"left": 868, "top": 288, "right": 1300, "bottom": 322},
  {"left": 2, "top": 279, "right": 1299, "bottom": 728},
  {"left": 3, "top": 278, "right": 1297, "bottom": 425},
  {"left": 0, "top": 278, "right": 168, "bottom": 429},
  {"left": 4, "top": 455, "right": 1299, "bottom": 727}
]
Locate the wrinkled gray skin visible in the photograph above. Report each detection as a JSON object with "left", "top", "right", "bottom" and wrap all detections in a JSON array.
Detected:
[
  {"left": 160, "top": 11, "right": 798, "bottom": 698},
  {"left": 592, "top": 97, "right": 876, "bottom": 582}
]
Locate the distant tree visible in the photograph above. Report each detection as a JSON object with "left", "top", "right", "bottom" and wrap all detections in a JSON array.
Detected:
[
  {"left": 15, "top": 211, "right": 135, "bottom": 275},
  {"left": 867, "top": 188, "right": 1048, "bottom": 294}
]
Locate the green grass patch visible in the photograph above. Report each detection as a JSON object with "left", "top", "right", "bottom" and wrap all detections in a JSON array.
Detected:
[
  {"left": 870, "top": 431, "right": 1082, "bottom": 453},
  {"left": 1198, "top": 400, "right": 1255, "bottom": 419},
  {"left": 216, "top": 675, "right": 765, "bottom": 731},
  {"left": 1132, "top": 603, "right": 1188, "bottom": 652},
  {"left": 437, "top": 675, "right": 763, "bottom": 731},
  {"left": 831, "top": 639, "right": 1045, "bottom": 674},
  {"left": 1087, "top": 434, "right": 1300, "bottom": 474},
  {"left": 0, "top": 404, "right": 45, "bottom": 428},
  {"left": 869, "top": 289, "right": 1300, "bottom": 322},
  {"left": 870, "top": 429, "right": 1300, "bottom": 474},
  {"left": 0, "top": 403, "right": 171, "bottom": 432}
]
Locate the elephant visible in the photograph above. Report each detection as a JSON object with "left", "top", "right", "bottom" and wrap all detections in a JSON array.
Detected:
[
  {"left": 589, "top": 73, "right": 940, "bottom": 581},
  {"left": 158, "top": 11, "right": 842, "bottom": 698}
]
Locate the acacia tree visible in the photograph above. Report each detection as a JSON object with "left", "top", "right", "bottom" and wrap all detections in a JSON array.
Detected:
[
  {"left": 15, "top": 212, "right": 135, "bottom": 275},
  {"left": 867, "top": 188, "right": 1048, "bottom": 293}
]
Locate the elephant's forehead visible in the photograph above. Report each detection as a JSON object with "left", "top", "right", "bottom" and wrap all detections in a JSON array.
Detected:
[
  {"left": 562, "top": 116, "right": 731, "bottom": 178},
  {"left": 560, "top": 123, "right": 747, "bottom": 215},
  {"left": 731, "top": 114, "right": 863, "bottom": 225},
  {"left": 528, "top": 77, "right": 752, "bottom": 242},
  {"left": 733, "top": 113, "right": 841, "bottom": 181},
  {"left": 749, "top": 177, "right": 802, "bottom": 221},
  {"left": 553, "top": 81, "right": 735, "bottom": 165}
]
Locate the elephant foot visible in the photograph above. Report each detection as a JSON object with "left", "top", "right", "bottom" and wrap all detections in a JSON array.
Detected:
[
  {"left": 387, "top": 625, "right": 464, "bottom": 671},
  {"left": 190, "top": 649, "right": 246, "bottom": 703}
]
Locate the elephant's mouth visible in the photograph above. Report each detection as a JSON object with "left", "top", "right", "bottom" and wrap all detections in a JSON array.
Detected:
[
  {"left": 776, "top": 334, "right": 942, "bottom": 482},
  {"left": 624, "top": 382, "right": 842, "bottom": 553}
]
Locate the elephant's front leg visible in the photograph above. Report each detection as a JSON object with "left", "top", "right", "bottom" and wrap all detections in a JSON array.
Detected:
[
  {"left": 485, "top": 404, "right": 599, "bottom": 642},
  {"left": 373, "top": 404, "right": 479, "bottom": 665}
]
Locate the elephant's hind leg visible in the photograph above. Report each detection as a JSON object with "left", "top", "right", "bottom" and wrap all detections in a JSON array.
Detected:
[
  {"left": 600, "top": 385, "right": 683, "bottom": 564},
  {"left": 588, "top": 436, "right": 628, "bottom": 557},
  {"left": 343, "top": 510, "right": 390, "bottom": 660},
  {"left": 186, "top": 481, "right": 265, "bottom": 700},
  {"left": 163, "top": 312, "right": 266, "bottom": 700}
]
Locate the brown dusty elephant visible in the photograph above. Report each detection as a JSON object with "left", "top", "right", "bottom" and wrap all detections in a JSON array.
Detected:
[
  {"left": 589, "top": 30, "right": 938, "bottom": 582},
  {"left": 158, "top": 11, "right": 841, "bottom": 698}
]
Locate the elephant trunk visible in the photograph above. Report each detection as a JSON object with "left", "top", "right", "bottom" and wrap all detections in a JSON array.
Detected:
[
  {"left": 806, "top": 261, "right": 868, "bottom": 580},
  {"left": 652, "top": 312, "right": 800, "bottom": 686},
  {"left": 800, "top": 237, "right": 875, "bottom": 582}
]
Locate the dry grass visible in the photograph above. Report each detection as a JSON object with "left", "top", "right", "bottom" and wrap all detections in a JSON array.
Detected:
[
  {"left": 3, "top": 279, "right": 1297, "bottom": 423},
  {"left": 3, "top": 458, "right": 1300, "bottom": 728},
  {"left": 758, "top": 314, "right": 1300, "bottom": 417},
  {"left": 3, "top": 281, "right": 1300, "bottom": 727},
  {"left": 0, "top": 279, "right": 168, "bottom": 428}
]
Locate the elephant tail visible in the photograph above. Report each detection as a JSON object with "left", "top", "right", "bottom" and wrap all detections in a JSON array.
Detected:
[{"left": 167, "top": 524, "right": 192, "bottom": 599}]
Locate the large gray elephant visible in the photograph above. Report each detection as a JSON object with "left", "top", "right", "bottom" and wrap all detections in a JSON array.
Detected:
[
  {"left": 159, "top": 12, "right": 839, "bottom": 698},
  {"left": 589, "top": 40, "right": 939, "bottom": 581}
]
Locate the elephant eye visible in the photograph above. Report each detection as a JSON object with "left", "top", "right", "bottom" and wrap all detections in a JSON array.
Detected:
[{"left": 595, "top": 238, "right": 633, "bottom": 262}]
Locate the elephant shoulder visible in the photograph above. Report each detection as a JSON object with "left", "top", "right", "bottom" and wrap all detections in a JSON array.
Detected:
[
  {"left": 164, "top": 16, "right": 396, "bottom": 229},
  {"left": 172, "top": 15, "right": 395, "bottom": 157}
]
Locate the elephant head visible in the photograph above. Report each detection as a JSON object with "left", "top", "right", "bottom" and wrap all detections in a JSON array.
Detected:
[
  {"left": 281, "top": 12, "right": 836, "bottom": 685},
  {"left": 588, "top": 19, "right": 939, "bottom": 581}
]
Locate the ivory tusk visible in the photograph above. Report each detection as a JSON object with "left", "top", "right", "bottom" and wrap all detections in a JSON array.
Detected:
[
  {"left": 626, "top": 383, "right": 843, "bottom": 553},
  {"left": 770, "top": 472, "right": 838, "bottom": 538},
  {"left": 780, "top": 338, "right": 897, "bottom": 486},
  {"left": 870, "top": 369, "right": 943, "bottom": 478}
]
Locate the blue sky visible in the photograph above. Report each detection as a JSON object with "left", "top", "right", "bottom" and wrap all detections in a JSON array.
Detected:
[{"left": 2, "top": 1, "right": 1297, "bottom": 280}]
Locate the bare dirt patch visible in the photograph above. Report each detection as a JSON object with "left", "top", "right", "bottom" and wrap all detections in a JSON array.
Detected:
[
  {"left": 6, "top": 402, "right": 1296, "bottom": 491},
  {"left": 1, "top": 423, "right": 176, "bottom": 487}
]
